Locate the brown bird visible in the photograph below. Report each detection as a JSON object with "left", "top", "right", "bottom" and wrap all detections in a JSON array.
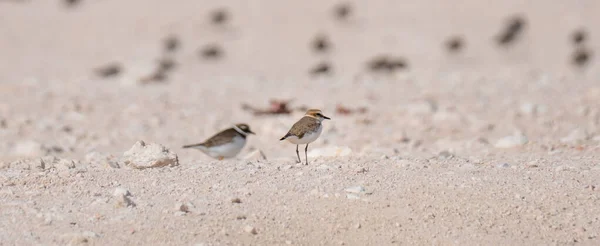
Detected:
[
  {"left": 183, "top": 124, "right": 255, "bottom": 160},
  {"left": 280, "top": 109, "right": 331, "bottom": 165}
]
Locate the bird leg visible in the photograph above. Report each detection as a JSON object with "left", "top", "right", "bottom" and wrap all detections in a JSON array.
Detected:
[
  {"left": 305, "top": 144, "right": 309, "bottom": 165},
  {"left": 296, "top": 145, "right": 301, "bottom": 163}
]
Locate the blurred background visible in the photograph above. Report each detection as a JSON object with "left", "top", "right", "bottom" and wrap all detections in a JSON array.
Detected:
[{"left": 0, "top": 0, "right": 599, "bottom": 162}]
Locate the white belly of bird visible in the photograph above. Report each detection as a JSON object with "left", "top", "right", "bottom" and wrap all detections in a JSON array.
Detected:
[
  {"left": 286, "top": 124, "right": 322, "bottom": 144},
  {"left": 200, "top": 136, "right": 246, "bottom": 159}
]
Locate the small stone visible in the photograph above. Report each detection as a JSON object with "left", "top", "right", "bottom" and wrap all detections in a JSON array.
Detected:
[
  {"left": 354, "top": 223, "right": 361, "bottom": 229},
  {"left": 120, "top": 141, "right": 179, "bottom": 169},
  {"left": 333, "top": 2, "right": 352, "bottom": 20},
  {"left": 346, "top": 193, "right": 360, "bottom": 200},
  {"left": 445, "top": 36, "right": 464, "bottom": 53},
  {"left": 63, "top": 0, "right": 81, "bottom": 8},
  {"left": 163, "top": 35, "right": 180, "bottom": 52},
  {"left": 560, "top": 129, "right": 588, "bottom": 144},
  {"left": 355, "top": 167, "right": 367, "bottom": 173},
  {"left": 309, "top": 62, "right": 331, "bottom": 76},
  {"left": 210, "top": 8, "right": 229, "bottom": 25},
  {"left": 495, "top": 132, "right": 528, "bottom": 148},
  {"left": 113, "top": 187, "right": 135, "bottom": 208},
  {"left": 438, "top": 150, "right": 453, "bottom": 159},
  {"left": 113, "top": 187, "right": 131, "bottom": 197},
  {"left": 497, "top": 163, "right": 510, "bottom": 168},
  {"left": 496, "top": 15, "right": 526, "bottom": 46},
  {"left": 175, "top": 202, "right": 189, "bottom": 213},
  {"left": 344, "top": 186, "right": 365, "bottom": 194},
  {"left": 312, "top": 34, "right": 331, "bottom": 53},
  {"left": 526, "top": 161, "right": 539, "bottom": 168},
  {"left": 56, "top": 159, "right": 76, "bottom": 170},
  {"left": 199, "top": 44, "right": 223, "bottom": 59},
  {"left": 231, "top": 198, "right": 242, "bottom": 204},
  {"left": 572, "top": 29, "right": 586, "bottom": 45},
  {"left": 572, "top": 48, "right": 592, "bottom": 67},
  {"left": 94, "top": 63, "right": 122, "bottom": 78},
  {"left": 244, "top": 225, "right": 257, "bottom": 235}
]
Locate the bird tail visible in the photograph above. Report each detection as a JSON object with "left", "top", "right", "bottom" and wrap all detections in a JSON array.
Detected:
[
  {"left": 182, "top": 143, "right": 203, "bottom": 148},
  {"left": 279, "top": 133, "right": 290, "bottom": 141}
]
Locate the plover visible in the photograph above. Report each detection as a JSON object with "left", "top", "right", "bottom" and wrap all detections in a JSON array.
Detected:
[
  {"left": 280, "top": 109, "right": 331, "bottom": 165},
  {"left": 183, "top": 123, "right": 254, "bottom": 160}
]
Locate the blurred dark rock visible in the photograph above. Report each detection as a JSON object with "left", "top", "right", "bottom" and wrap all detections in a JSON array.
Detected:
[
  {"left": 572, "top": 48, "right": 592, "bottom": 67},
  {"left": 199, "top": 45, "right": 223, "bottom": 60},
  {"left": 572, "top": 29, "right": 586, "bottom": 45},
  {"left": 310, "top": 62, "right": 331, "bottom": 75},
  {"left": 211, "top": 8, "right": 229, "bottom": 25},
  {"left": 163, "top": 35, "right": 180, "bottom": 53},
  {"left": 333, "top": 2, "right": 352, "bottom": 21},
  {"left": 95, "top": 63, "right": 122, "bottom": 78},
  {"left": 312, "top": 35, "right": 331, "bottom": 53},
  {"left": 445, "top": 36, "right": 464, "bottom": 53},
  {"left": 496, "top": 15, "right": 526, "bottom": 46}
]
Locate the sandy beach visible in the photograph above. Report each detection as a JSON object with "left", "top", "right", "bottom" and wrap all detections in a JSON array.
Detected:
[{"left": 1, "top": 0, "right": 600, "bottom": 245}]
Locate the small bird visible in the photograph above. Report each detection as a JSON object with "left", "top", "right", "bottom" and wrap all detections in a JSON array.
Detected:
[
  {"left": 280, "top": 109, "right": 331, "bottom": 165},
  {"left": 183, "top": 124, "right": 255, "bottom": 160}
]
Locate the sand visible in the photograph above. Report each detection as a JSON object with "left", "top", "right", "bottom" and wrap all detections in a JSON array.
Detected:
[{"left": 1, "top": 0, "right": 600, "bottom": 245}]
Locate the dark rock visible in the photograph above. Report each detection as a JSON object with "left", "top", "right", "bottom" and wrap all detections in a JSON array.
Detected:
[
  {"left": 94, "top": 63, "right": 122, "bottom": 78},
  {"left": 496, "top": 15, "right": 526, "bottom": 46},
  {"left": 211, "top": 8, "right": 229, "bottom": 25},
  {"left": 445, "top": 36, "right": 464, "bottom": 53},
  {"left": 310, "top": 62, "right": 331, "bottom": 75},
  {"left": 572, "top": 48, "right": 592, "bottom": 67},
  {"left": 333, "top": 2, "right": 352, "bottom": 20},
  {"left": 572, "top": 29, "right": 586, "bottom": 45},
  {"left": 199, "top": 45, "right": 223, "bottom": 59},
  {"left": 312, "top": 35, "right": 331, "bottom": 53},
  {"left": 163, "top": 35, "right": 180, "bottom": 53}
]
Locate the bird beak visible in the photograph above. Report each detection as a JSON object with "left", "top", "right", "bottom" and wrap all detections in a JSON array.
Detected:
[
  {"left": 248, "top": 130, "right": 256, "bottom": 135},
  {"left": 322, "top": 115, "right": 331, "bottom": 120}
]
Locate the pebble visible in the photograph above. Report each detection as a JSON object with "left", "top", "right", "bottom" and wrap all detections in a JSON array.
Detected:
[
  {"left": 344, "top": 186, "right": 365, "bottom": 194},
  {"left": 174, "top": 202, "right": 190, "bottom": 213},
  {"left": 113, "top": 187, "right": 135, "bottom": 208},
  {"left": 355, "top": 167, "right": 367, "bottom": 173},
  {"left": 346, "top": 193, "right": 360, "bottom": 200},
  {"left": 231, "top": 198, "right": 242, "bottom": 204},
  {"left": 120, "top": 141, "right": 179, "bottom": 169},
  {"left": 497, "top": 163, "right": 510, "bottom": 168},
  {"left": 494, "top": 132, "right": 528, "bottom": 148},
  {"left": 560, "top": 129, "right": 588, "bottom": 144},
  {"left": 244, "top": 225, "right": 257, "bottom": 235}
]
